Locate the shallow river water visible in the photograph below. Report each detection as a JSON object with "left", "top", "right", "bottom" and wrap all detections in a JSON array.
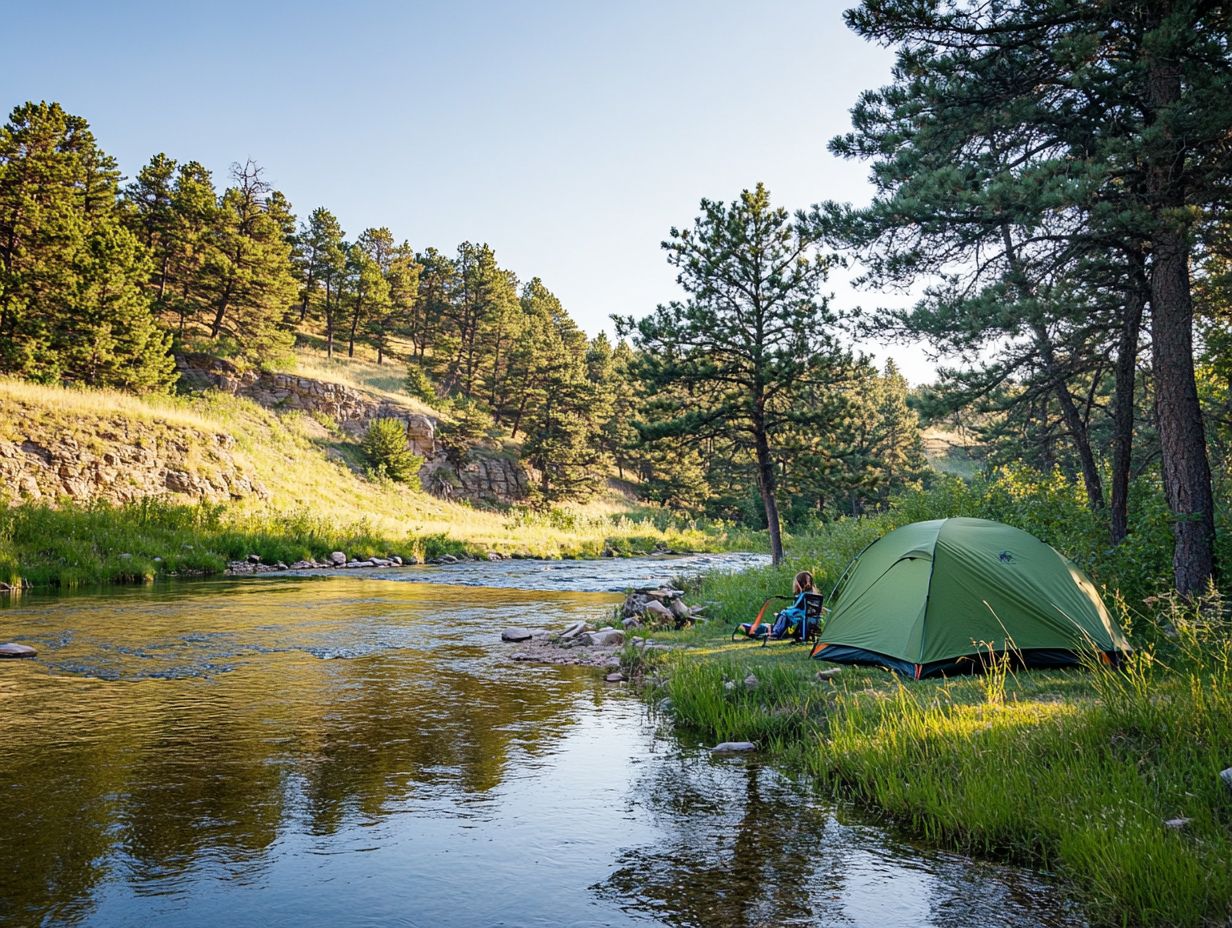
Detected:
[{"left": 0, "top": 556, "right": 1084, "bottom": 927}]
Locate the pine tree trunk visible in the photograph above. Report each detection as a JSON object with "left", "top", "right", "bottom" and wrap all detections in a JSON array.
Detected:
[
  {"left": 348, "top": 290, "right": 362, "bottom": 359},
  {"left": 1110, "top": 255, "right": 1146, "bottom": 545},
  {"left": 1145, "top": 34, "right": 1216, "bottom": 594},
  {"left": 752, "top": 413, "right": 784, "bottom": 565},
  {"left": 325, "top": 282, "right": 335, "bottom": 360},
  {"left": 1150, "top": 233, "right": 1215, "bottom": 594},
  {"left": 210, "top": 280, "right": 232, "bottom": 338}
]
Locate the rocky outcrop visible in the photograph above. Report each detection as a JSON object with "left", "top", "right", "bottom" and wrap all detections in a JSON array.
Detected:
[
  {"left": 0, "top": 420, "right": 266, "bottom": 507},
  {"left": 177, "top": 354, "right": 535, "bottom": 504},
  {"left": 177, "top": 354, "right": 435, "bottom": 455}
]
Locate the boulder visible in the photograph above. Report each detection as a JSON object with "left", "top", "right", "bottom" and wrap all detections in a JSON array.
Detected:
[
  {"left": 487, "top": 552, "right": 502, "bottom": 561},
  {"left": 439, "top": 554, "right": 458, "bottom": 564},
  {"left": 605, "top": 672, "right": 626, "bottom": 683},
  {"left": 329, "top": 551, "right": 347, "bottom": 566},
  {"left": 621, "top": 616, "right": 642, "bottom": 629},
  {"left": 369, "top": 557, "right": 391, "bottom": 567},
  {"left": 711, "top": 741, "right": 757, "bottom": 754},
  {"left": 501, "top": 628, "right": 535, "bottom": 642},
  {"left": 669, "top": 599, "right": 692, "bottom": 620},
  {"left": 0, "top": 643, "right": 37, "bottom": 659},
  {"left": 246, "top": 553, "right": 261, "bottom": 564},
  {"left": 643, "top": 600, "right": 673, "bottom": 622},
  {"left": 390, "top": 556, "right": 403, "bottom": 566},
  {"left": 581, "top": 628, "right": 625, "bottom": 647}
]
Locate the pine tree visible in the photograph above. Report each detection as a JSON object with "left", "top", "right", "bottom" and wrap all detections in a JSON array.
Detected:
[
  {"left": 165, "top": 161, "right": 217, "bottom": 337},
  {"left": 370, "top": 243, "right": 421, "bottom": 365},
  {"left": 344, "top": 237, "right": 391, "bottom": 359},
  {"left": 831, "top": 0, "right": 1230, "bottom": 591},
  {"left": 205, "top": 160, "right": 297, "bottom": 364},
  {"left": 411, "top": 247, "right": 455, "bottom": 361},
  {"left": 0, "top": 101, "right": 174, "bottom": 390},
  {"left": 618, "top": 183, "right": 855, "bottom": 564},
  {"left": 124, "top": 152, "right": 177, "bottom": 310}
]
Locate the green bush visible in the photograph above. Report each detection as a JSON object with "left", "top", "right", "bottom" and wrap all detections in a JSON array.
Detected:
[
  {"left": 361, "top": 418, "right": 423, "bottom": 486},
  {"left": 403, "top": 363, "right": 437, "bottom": 403}
]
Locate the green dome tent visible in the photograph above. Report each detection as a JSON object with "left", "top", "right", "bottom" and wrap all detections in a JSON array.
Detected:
[{"left": 810, "top": 517, "right": 1130, "bottom": 678}]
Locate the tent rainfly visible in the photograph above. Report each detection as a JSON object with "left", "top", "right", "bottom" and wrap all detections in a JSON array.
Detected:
[{"left": 810, "top": 517, "right": 1130, "bottom": 678}]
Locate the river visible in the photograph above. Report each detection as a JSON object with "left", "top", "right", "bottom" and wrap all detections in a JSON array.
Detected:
[{"left": 0, "top": 555, "right": 1084, "bottom": 927}]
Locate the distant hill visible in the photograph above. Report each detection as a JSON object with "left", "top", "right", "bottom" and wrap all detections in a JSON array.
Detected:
[{"left": 921, "top": 426, "right": 984, "bottom": 479}]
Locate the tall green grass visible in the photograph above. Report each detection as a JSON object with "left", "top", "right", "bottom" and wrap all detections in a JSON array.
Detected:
[{"left": 650, "top": 473, "right": 1232, "bottom": 927}]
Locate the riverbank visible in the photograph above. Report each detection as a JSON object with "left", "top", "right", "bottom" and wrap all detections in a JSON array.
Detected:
[
  {"left": 639, "top": 483, "right": 1232, "bottom": 928},
  {"left": 0, "top": 496, "right": 739, "bottom": 591}
]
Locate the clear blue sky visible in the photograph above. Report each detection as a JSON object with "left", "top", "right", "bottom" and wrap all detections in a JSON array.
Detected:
[{"left": 3, "top": 0, "right": 933, "bottom": 381}]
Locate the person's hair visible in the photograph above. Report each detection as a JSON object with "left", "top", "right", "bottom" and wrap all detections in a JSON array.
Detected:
[{"left": 793, "top": 570, "right": 816, "bottom": 594}]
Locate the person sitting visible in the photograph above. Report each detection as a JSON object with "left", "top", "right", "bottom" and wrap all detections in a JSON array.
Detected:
[{"left": 769, "top": 571, "right": 819, "bottom": 639}]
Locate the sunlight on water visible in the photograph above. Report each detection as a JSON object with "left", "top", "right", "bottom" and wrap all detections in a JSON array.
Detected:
[{"left": 0, "top": 563, "right": 1083, "bottom": 928}]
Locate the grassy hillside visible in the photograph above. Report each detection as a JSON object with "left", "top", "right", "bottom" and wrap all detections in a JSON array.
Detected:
[
  {"left": 0, "top": 352, "right": 728, "bottom": 589},
  {"left": 921, "top": 425, "right": 983, "bottom": 478}
]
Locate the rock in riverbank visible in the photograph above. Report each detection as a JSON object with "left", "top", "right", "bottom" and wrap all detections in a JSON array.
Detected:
[{"left": 620, "top": 587, "right": 704, "bottom": 630}]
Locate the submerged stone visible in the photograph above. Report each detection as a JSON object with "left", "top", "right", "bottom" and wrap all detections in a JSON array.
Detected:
[
  {"left": 710, "top": 741, "right": 757, "bottom": 754},
  {"left": 0, "top": 643, "right": 37, "bottom": 659}
]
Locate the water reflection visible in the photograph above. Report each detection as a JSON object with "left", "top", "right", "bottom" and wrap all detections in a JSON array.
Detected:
[
  {"left": 0, "top": 572, "right": 1082, "bottom": 927},
  {"left": 597, "top": 755, "right": 1084, "bottom": 928}
]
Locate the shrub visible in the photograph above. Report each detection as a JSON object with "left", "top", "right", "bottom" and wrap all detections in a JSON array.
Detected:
[
  {"left": 362, "top": 418, "right": 423, "bottom": 485},
  {"left": 404, "top": 363, "right": 437, "bottom": 403}
]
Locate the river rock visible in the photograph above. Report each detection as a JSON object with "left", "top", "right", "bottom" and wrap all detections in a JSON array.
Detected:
[
  {"left": 439, "top": 554, "right": 458, "bottom": 564},
  {"left": 487, "top": 552, "right": 502, "bottom": 561},
  {"left": 605, "top": 671, "right": 626, "bottom": 683},
  {"left": 643, "top": 600, "right": 673, "bottom": 622},
  {"left": 390, "top": 555, "right": 403, "bottom": 566},
  {"left": 621, "top": 616, "right": 641, "bottom": 629},
  {"left": 0, "top": 643, "right": 37, "bottom": 659},
  {"left": 501, "top": 628, "right": 535, "bottom": 642},
  {"left": 329, "top": 551, "right": 347, "bottom": 566},
  {"left": 669, "top": 599, "right": 691, "bottom": 620},
  {"left": 246, "top": 553, "right": 261, "bottom": 564},
  {"left": 560, "top": 621, "right": 587, "bottom": 640},
  {"left": 369, "top": 557, "right": 391, "bottom": 567},
  {"left": 711, "top": 741, "right": 757, "bottom": 754},
  {"left": 581, "top": 629, "right": 625, "bottom": 647}
]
